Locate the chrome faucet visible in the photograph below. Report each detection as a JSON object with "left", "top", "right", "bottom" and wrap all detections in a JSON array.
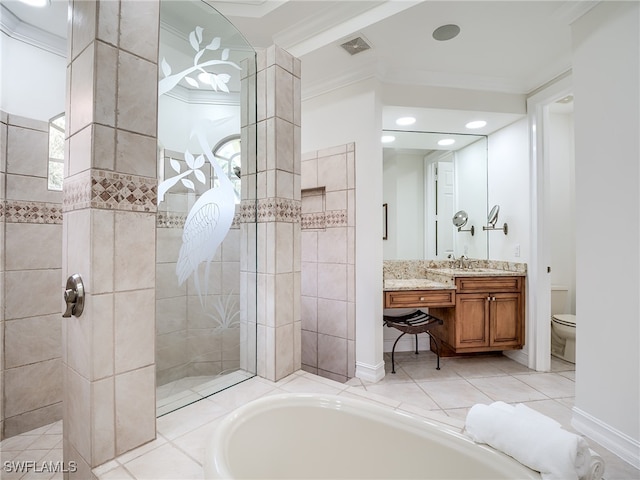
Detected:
[{"left": 459, "top": 254, "right": 469, "bottom": 269}]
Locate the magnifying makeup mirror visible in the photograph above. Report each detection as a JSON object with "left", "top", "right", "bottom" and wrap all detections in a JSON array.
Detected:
[
  {"left": 452, "top": 210, "right": 474, "bottom": 235},
  {"left": 487, "top": 205, "right": 500, "bottom": 227},
  {"left": 483, "top": 204, "right": 508, "bottom": 235}
]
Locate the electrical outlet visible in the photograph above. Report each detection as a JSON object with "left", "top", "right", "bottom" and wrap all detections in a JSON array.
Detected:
[{"left": 514, "top": 244, "right": 520, "bottom": 257}]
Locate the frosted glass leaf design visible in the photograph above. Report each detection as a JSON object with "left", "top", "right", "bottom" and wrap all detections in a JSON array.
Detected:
[
  {"left": 182, "top": 178, "right": 195, "bottom": 190},
  {"left": 189, "top": 31, "right": 200, "bottom": 51},
  {"left": 185, "top": 76, "right": 199, "bottom": 88},
  {"left": 194, "top": 169, "right": 206, "bottom": 184},
  {"left": 206, "top": 37, "right": 221, "bottom": 51},
  {"left": 185, "top": 150, "right": 195, "bottom": 169},
  {"left": 170, "top": 158, "right": 181, "bottom": 173},
  {"left": 212, "top": 74, "right": 230, "bottom": 93},
  {"left": 194, "top": 154, "right": 205, "bottom": 169},
  {"left": 221, "top": 48, "right": 229, "bottom": 61},
  {"left": 161, "top": 58, "right": 171, "bottom": 77},
  {"left": 195, "top": 26, "right": 203, "bottom": 43}
]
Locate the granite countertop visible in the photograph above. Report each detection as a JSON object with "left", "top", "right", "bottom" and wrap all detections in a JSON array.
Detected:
[{"left": 383, "top": 260, "right": 527, "bottom": 292}]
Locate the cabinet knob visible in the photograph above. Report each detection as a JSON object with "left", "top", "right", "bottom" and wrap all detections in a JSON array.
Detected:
[{"left": 420, "top": 297, "right": 425, "bottom": 301}]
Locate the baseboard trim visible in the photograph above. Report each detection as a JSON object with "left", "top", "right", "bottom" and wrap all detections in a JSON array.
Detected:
[
  {"left": 503, "top": 349, "right": 529, "bottom": 369},
  {"left": 355, "top": 360, "right": 385, "bottom": 383},
  {"left": 572, "top": 406, "right": 640, "bottom": 469}
]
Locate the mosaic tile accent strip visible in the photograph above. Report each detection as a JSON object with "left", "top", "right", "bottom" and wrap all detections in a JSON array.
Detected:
[
  {"left": 256, "top": 198, "right": 301, "bottom": 223},
  {"left": 301, "top": 212, "right": 325, "bottom": 230},
  {"left": 301, "top": 209, "right": 347, "bottom": 230},
  {"left": 4, "top": 200, "right": 63, "bottom": 224},
  {"left": 238, "top": 200, "right": 257, "bottom": 223},
  {"left": 325, "top": 209, "right": 347, "bottom": 227},
  {"left": 63, "top": 170, "right": 157, "bottom": 213},
  {"left": 157, "top": 212, "right": 187, "bottom": 228}
]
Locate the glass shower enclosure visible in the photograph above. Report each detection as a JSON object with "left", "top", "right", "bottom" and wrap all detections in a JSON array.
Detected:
[{"left": 155, "top": 0, "right": 256, "bottom": 415}]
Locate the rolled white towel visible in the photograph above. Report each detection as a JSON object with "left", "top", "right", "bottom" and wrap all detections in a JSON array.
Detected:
[{"left": 465, "top": 402, "right": 592, "bottom": 480}]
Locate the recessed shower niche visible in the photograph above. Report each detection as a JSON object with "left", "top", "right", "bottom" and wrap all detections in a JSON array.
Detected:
[{"left": 156, "top": 0, "right": 257, "bottom": 415}]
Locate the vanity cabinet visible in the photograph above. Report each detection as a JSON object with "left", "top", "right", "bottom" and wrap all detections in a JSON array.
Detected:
[{"left": 429, "top": 276, "right": 524, "bottom": 355}]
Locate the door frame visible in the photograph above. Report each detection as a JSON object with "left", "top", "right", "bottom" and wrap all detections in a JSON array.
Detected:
[{"left": 526, "top": 73, "right": 573, "bottom": 371}]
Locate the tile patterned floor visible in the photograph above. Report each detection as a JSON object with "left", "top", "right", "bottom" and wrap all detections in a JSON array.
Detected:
[{"left": 2, "top": 354, "right": 638, "bottom": 479}]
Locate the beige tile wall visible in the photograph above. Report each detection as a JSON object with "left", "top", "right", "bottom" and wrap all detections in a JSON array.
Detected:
[
  {"left": 301, "top": 143, "right": 356, "bottom": 382},
  {"left": 62, "top": 0, "right": 159, "bottom": 474},
  {"left": 255, "top": 45, "right": 301, "bottom": 382},
  {"left": 0, "top": 111, "right": 6, "bottom": 440},
  {"left": 1, "top": 112, "right": 63, "bottom": 440}
]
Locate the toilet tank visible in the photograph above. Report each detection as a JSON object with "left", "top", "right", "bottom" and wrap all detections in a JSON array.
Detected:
[{"left": 551, "top": 285, "right": 569, "bottom": 316}]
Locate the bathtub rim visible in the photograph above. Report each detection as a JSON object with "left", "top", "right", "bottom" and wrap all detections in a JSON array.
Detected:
[{"left": 204, "top": 392, "right": 541, "bottom": 479}]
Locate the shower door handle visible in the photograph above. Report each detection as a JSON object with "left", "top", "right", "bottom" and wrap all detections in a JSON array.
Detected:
[{"left": 63, "top": 274, "right": 85, "bottom": 318}]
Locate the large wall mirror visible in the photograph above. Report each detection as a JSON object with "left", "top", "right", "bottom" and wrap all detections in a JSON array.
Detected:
[{"left": 383, "top": 130, "right": 488, "bottom": 261}]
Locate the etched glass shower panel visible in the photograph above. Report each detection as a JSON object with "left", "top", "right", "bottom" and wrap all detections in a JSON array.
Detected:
[{"left": 156, "top": 0, "right": 256, "bottom": 415}]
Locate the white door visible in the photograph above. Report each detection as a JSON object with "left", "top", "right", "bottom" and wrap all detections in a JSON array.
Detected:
[{"left": 426, "top": 157, "right": 455, "bottom": 259}]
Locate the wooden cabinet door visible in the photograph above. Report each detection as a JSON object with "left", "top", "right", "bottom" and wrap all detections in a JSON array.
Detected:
[
  {"left": 455, "top": 293, "right": 489, "bottom": 348},
  {"left": 490, "top": 292, "right": 522, "bottom": 347}
]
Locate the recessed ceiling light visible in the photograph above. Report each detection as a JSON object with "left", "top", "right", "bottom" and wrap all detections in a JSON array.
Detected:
[
  {"left": 18, "top": 0, "right": 49, "bottom": 6},
  {"left": 466, "top": 120, "right": 487, "bottom": 129},
  {"left": 438, "top": 138, "right": 455, "bottom": 146},
  {"left": 381, "top": 135, "right": 396, "bottom": 144},
  {"left": 395, "top": 116, "right": 416, "bottom": 126},
  {"left": 432, "top": 24, "right": 461, "bottom": 42}
]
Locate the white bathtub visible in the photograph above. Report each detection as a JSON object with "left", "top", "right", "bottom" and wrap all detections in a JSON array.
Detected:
[{"left": 204, "top": 393, "right": 540, "bottom": 479}]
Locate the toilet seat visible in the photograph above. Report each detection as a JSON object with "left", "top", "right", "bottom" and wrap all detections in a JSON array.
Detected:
[{"left": 552, "top": 314, "right": 576, "bottom": 327}]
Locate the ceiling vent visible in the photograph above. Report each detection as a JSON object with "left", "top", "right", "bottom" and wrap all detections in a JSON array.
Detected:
[{"left": 340, "top": 36, "right": 371, "bottom": 56}]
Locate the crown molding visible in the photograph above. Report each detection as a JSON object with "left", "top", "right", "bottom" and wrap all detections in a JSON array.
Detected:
[
  {"left": 164, "top": 83, "right": 240, "bottom": 106},
  {"left": 206, "top": 0, "right": 290, "bottom": 18},
  {"left": 0, "top": 3, "right": 66, "bottom": 57}
]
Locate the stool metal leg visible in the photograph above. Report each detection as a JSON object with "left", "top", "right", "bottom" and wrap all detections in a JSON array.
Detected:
[
  {"left": 414, "top": 334, "right": 419, "bottom": 354},
  {"left": 390, "top": 332, "right": 406, "bottom": 374},
  {"left": 426, "top": 332, "right": 441, "bottom": 370}
]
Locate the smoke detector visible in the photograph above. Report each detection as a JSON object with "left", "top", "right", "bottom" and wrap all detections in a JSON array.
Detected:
[{"left": 340, "top": 36, "right": 372, "bottom": 55}]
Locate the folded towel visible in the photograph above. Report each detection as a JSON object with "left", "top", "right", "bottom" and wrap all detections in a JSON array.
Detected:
[{"left": 465, "top": 402, "right": 592, "bottom": 480}]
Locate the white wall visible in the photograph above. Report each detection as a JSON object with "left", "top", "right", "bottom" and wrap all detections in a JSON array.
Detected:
[
  {"left": 549, "top": 111, "right": 575, "bottom": 313},
  {"left": 487, "top": 118, "right": 530, "bottom": 263},
  {"left": 302, "top": 78, "right": 385, "bottom": 382},
  {"left": 571, "top": 1, "right": 639, "bottom": 464},
  {"left": 0, "top": 34, "right": 66, "bottom": 121}
]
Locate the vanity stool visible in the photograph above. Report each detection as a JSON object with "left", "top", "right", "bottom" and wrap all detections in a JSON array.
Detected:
[{"left": 383, "top": 310, "right": 444, "bottom": 373}]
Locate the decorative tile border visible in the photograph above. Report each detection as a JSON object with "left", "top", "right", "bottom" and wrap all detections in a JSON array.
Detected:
[
  {"left": 157, "top": 211, "right": 247, "bottom": 229},
  {"left": 63, "top": 170, "right": 157, "bottom": 213},
  {"left": 157, "top": 212, "right": 187, "bottom": 228},
  {"left": 256, "top": 198, "right": 301, "bottom": 223},
  {"left": 301, "top": 209, "right": 347, "bottom": 230},
  {"left": 3, "top": 200, "right": 63, "bottom": 224}
]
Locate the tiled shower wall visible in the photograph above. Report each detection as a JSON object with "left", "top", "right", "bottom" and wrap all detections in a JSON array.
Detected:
[
  {"left": 0, "top": 112, "right": 63, "bottom": 439},
  {"left": 156, "top": 151, "right": 241, "bottom": 385},
  {"left": 301, "top": 143, "right": 355, "bottom": 382}
]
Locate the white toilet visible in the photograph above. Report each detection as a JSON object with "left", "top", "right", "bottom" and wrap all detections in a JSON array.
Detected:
[{"left": 550, "top": 286, "right": 576, "bottom": 363}]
